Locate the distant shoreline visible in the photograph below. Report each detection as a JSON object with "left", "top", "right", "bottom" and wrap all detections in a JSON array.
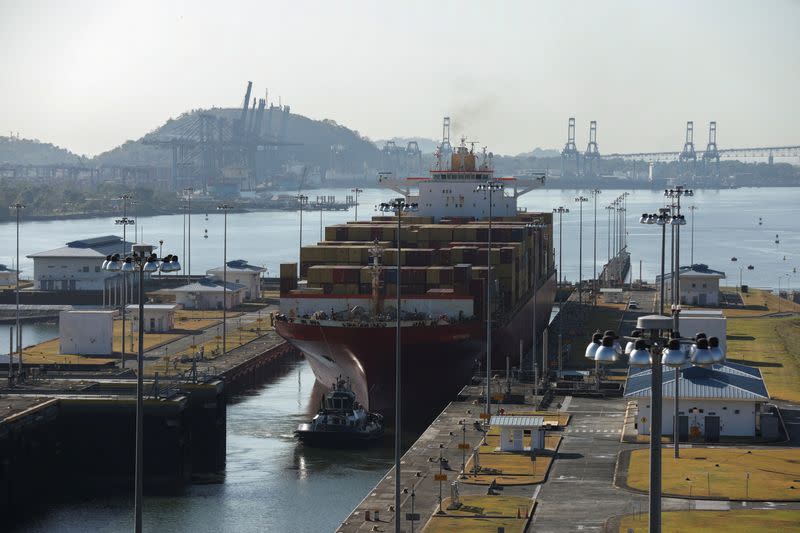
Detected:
[{"left": 1, "top": 183, "right": 798, "bottom": 224}]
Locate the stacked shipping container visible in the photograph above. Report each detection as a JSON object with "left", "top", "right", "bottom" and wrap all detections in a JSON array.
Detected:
[{"left": 281, "top": 212, "right": 554, "bottom": 318}]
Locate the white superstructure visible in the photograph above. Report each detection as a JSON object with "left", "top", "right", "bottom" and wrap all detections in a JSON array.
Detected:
[{"left": 379, "top": 138, "right": 544, "bottom": 222}]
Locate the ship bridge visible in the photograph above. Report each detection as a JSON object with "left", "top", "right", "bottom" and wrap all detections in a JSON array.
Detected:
[{"left": 379, "top": 142, "right": 545, "bottom": 222}]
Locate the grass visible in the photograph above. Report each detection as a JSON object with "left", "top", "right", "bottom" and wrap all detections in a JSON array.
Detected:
[
  {"left": 626, "top": 448, "right": 800, "bottom": 500},
  {"left": 619, "top": 510, "right": 800, "bottom": 532},
  {"left": 175, "top": 310, "right": 244, "bottom": 320},
  {"left": 147, "top": 323, "right": 270, "bottom": 377},
  {"left": 422, "top": 495, "right": 532, "bottom": 533},
  {"left": 720, "top": 288, "right": 800, "bottom": 317},
  {"left": 20, "top": 319, "right": 180, "bottom": 363},
  {"left": 726, "top": 314, "right": 800, "bottom": 402}
]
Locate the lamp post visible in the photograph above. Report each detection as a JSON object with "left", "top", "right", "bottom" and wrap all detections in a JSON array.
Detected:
[
  {"left": 295, "top": 194, "right": 308, "bottom": 263},
  {"left": 688, "top": 205, "right": 698, "bottom": 266},
  {"left": 622, "top": 192, "right": 630, "bottom": 251},
  {"left": 478, "top": 180, "right": 504, "bottom": 419},
  {"left": 10, "top": 202, "right": 24, "bottom": 380},
  {"left": 116, "top": 198, "right": 135, "bottom": 370},
  {"left": 158, "top": 240, "right": 164, "bottom": 278},
  {"left": 575, "top": 196, "right": 588, "bottom": 305},
  {"left": 553, "top": 206, "right": 569, "bottom": 372},
  {"left": 351, "top": 187, "right": 363, "bottom": 221},
  {"left": 665, "top": 186, "right": 692, "bottom": 459},
  {"left": 378, "top": 197, "right": 418, "bottom": 533},
  {"left": 183, "top": 187, "right": 194, "bottom": 280},
  {"left": 590, "top": 189, "right": 601, "bottom": 303},
  {"left": 526, "top": 220, "right": 544, "bottom": 384},
  {"left": 180, "top": 202, "right": 188, "bottom": 283},
  {"left": 218, "top": 203, "right": 233, "bottom": 354},
  {"left": 103, "top": 248, "right": 181, "bottom": 533},
  {"left": 640, "top": 208, "right": 670, "bottom": 315},
  {"left": 605, "top": 204, "right": 613, "bottom": 265},
  {"left": 552, "top": 207, "right": 569, "bottom": 288}
]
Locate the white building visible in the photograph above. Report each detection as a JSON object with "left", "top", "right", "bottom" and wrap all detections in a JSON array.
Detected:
[
  {"left": 163, "top": 278, "right": 246, "bottom": 310},
  {"left": 28, "top": 235, "right": 134, "bottom": 291},
  {"left": 680, "top": 310, "right": 728, "bottom": 354},
  {"left": 0, "top": 264, "right": 18, "bottom": 287},
  {"left": 59, "top": 309, "right": 114, "bottom": 355},
  {"left": 625, "top": 362, "right": 769, "bottom": 441},
  {"left": 656, "top": 264, "right": 726, "bottom": 306},
  {"left": 207, "top": 260, "right": 265, "bottom": 300},
  {"left": 126, "top": 303, "right": 178, "bottom": 333},
  {"left": 489, "top": 415, "right": 546, "bottom": 452}
]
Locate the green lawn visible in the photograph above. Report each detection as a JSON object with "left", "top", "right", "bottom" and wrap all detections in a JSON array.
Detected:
[
  {"left": 626, "top": 448, "right": 800, "bottom": 500},
  {"left": 619, "top": 510, "right": 800, "bottom": 532}
]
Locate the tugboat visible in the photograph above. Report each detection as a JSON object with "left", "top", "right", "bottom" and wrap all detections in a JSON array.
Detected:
[{"left": 295, "top": 376, "right": 384, "bottom": 447}]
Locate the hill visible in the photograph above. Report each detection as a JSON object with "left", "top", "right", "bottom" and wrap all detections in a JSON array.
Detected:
[
  {"left": 92, "top": 108, "right": 380, "bottom": 171},
  {"left": 0, "top": 136, "right": 82, "bottom": 166}
]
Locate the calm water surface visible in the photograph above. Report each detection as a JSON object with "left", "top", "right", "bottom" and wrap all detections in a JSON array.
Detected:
[
  {"left": 0, "top": 322, "right": 58, "bottom": 358},
  {"left": 1, "top": 187, "right": 798, "bottom": 290},
  {"left": 3, "top": 186, "right": 799, "bottom": 531},
  {"left": 16, "top": 357, "right": 393, "bottom": 533}
]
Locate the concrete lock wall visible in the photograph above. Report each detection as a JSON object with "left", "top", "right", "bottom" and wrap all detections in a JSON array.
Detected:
[
  {"left": 637, "top": 398, "right": 757, "bottom": 437},
  {"left": 59, "top": 310, "right": 114, "bottom": 355}
]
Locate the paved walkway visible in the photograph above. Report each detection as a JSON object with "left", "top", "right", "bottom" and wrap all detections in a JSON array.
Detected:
[{"left": 135, "top": 305, "right": 279, "bottom": 374}]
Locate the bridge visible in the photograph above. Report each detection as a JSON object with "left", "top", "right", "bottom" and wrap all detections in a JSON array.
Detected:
[
  {"left": 603, "top": 145, "right": 800, "bottom": 163},
  {"left": 560, "top": 118, "right": 799, "bottom": 170}
]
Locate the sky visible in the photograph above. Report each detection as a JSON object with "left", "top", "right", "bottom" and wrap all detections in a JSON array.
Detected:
[{"left": 0, "top": 0, "right": 798, "bottom": 157}]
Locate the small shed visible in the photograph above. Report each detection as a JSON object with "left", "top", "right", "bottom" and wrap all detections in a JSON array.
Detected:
[
  {"left": 163, "top": 278, "right": 246, "bottom": 310},
  {"left": 127, "top": 303, "right": 178, "bottom": 333},
  {"left": 59, "top": 310, "right": 114, "bottom": 355},
  {"left": 600, "top": 288, "right": 623, "bottom": 304},
  {"left": 489, "top": 415, "right": 545, "bottom": 452}
]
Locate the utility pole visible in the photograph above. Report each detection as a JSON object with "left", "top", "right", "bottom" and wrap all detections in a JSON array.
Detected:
[
  {"left": 575, "top": 196, "right": 588, "bottom": 305},
  {"left": 11, "top": 203, "right": 25, "bottom": 380},
  {"left": 218, "top": 203, "right": 233, "bottom": 354},
  {"left": 590, "top": 189, "right": 601, "bottom": 303},
  {"left": 351, "top": 187, "right": 363, "bottom": 222}
]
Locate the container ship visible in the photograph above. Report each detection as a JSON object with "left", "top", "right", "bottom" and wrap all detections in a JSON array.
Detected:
[{"left": 275, "top": 138, "right": 556, "bottom": 416}]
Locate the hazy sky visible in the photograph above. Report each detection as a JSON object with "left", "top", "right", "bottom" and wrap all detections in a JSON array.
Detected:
[{"left": 1, "top": 0, "right": 798, "bottom": 156}]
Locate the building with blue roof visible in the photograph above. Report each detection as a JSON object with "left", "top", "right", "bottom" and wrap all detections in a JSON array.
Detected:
[
  {"left": 655, "top": 263, "right": 726, "bottom": 306},
  {"left": 27, "top": 235, "right": 136, "bottom": 292},
  {"left": 624, "top": 361, "right": 769, "bottom": 440}
]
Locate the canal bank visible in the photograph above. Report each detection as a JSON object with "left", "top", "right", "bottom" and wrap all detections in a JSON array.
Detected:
[
  {"left": 9, "top": 357, "right": 398, "bottom": 533},
  {"left": 1, "top": 334, "right": 301, "bottom": 527}
]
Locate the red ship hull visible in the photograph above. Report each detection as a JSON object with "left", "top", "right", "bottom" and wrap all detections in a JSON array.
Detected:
[{"left": 276, "top": 273, "right": 556, "bottom": 417}]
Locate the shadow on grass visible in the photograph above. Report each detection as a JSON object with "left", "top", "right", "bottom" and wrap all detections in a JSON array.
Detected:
[
  {"left": 734, "top": 359, "right": 783, "bottom": 368},
  {"left": 727, "top": 335, "right": 756, "bottom": 341}
]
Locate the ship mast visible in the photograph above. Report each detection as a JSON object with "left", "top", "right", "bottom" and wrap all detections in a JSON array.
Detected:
[{"left": 368, "top": 239, "right": 384, "bottom": 316}]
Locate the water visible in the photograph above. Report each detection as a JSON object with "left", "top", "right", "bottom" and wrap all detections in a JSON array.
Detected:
[
  {"left": 1, "top": 187, "right": 798, "bottom": 290},
  {"left": 4, "top": 185, "right": 799, "bottom": 530},
  {"left": 0, "top": 322, "right": 58, "bottom": 358},
  {"left": 15, "top": 358, "right": 394, "bottom": 533}
]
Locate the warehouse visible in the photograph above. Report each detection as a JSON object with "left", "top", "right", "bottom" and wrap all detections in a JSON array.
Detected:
[{"left": 625, "top": 361, "right": 769, "bottom": 441}]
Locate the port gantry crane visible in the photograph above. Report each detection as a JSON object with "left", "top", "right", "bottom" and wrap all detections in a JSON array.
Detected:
[{"left": 142, "top": 81, "right": 299, "bottom": 192}]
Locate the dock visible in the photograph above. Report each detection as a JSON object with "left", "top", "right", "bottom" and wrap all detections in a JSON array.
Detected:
[
  {"left": 337, "top": 381, "right": 569, "bottom": 533},
  {"left": 0, "top": 322, "right": 300, "bottom": 522}
]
